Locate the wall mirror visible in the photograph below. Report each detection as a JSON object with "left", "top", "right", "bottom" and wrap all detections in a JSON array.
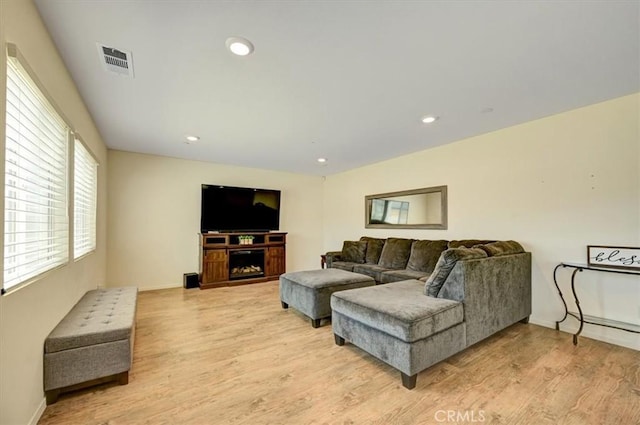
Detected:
[{"left": 365, "top": 186, "right": 448, "bottom": 229}]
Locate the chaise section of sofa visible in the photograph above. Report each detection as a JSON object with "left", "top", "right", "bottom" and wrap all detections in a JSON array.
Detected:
[
  {"left": 330, "top": 240, "right": 531, "bottom": 389},
  {"left": 331, "top": 279, "right": 466, "bottom": 388}
]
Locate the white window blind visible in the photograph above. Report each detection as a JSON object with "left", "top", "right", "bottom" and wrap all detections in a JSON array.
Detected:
[
  {"left": 74, "top": 139, "right": 97, "bottom": 259},
  {"left": 3, "top": 50, "right": 69, "bottom": 293}
]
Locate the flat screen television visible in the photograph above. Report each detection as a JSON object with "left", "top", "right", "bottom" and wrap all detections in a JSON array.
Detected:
[{"left": 201, "top": 184, "right": 281, "bottom": 233}]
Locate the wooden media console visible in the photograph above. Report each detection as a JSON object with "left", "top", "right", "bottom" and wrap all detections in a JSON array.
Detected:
[{"left": 199, "top": 232, "right": 287, "bottom": 289}]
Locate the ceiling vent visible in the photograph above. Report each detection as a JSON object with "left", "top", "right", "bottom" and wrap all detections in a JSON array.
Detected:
[{"left": 97, "top": 44, "right": 134, "bottom": 77}]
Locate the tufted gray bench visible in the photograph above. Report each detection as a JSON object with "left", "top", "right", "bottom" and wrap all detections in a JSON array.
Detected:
[
  {"left": 279, "top": 269, "right": 375, "bottom": 328},
  {"left": 44, "top": 286, "right": 138, "bottom": 404}
]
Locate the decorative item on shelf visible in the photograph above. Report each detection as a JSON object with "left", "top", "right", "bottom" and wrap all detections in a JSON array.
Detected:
[
  {"left": 587, "top": 245, "right": 640, "bottom": 271},
  {"left": 238, "top": 235, "right": 255, "bottom": 245}
]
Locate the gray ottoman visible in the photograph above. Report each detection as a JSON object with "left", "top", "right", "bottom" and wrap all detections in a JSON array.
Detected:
[{"left": 279, "top": 269, "right": 375, "bottom": 328}]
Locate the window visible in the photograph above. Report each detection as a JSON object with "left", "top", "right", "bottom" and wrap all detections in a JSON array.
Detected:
[
  {"left": 3, "top": 46, "right": 69, "bottom": 293},
  {"left": 73, "top": 138, "right": 97, "bottom": 259},
  {"left": 369, "top": 199, "right": 409, "bottom": 225}
]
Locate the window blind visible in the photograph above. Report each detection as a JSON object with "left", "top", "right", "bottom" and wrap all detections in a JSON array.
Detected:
[
  {"left": 3, "top": 52, "right": 69, "bottom": 292},
  {"left": 73, "top": 139, "right": 97, "bottom": 259}
]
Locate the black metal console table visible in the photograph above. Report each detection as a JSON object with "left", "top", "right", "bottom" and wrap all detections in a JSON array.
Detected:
[{"left": 553, "top": 262, "right": 640, "bottom": 345}]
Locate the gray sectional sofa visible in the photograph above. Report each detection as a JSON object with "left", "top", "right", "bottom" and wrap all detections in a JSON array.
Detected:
[
  {"left": 326, "top": 238, "right": 531, "bottom": 389},
  {"left": 326, "top": 237, "right": 493, "bottom": 284}
]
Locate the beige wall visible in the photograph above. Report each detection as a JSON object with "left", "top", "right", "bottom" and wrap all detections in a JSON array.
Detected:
[
  {"left": 323, "top": 94, "right": 640, "bottom": 350},
  {"left": 0, "top": 1, "right": 109, "bottom": 424},
  {"left": 107, "top": 151, "right": 324, "bottom": 290},
  {"left": 0, "top": 3, "right": 637, "bottom": 424}
]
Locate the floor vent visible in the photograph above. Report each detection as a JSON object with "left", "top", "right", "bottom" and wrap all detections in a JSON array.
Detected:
[{"left": 97, "top": 44, "right": 134, "bottom": 77}]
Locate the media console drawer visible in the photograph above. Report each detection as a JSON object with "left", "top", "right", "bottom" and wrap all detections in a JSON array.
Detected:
[
  {"left": 266, "top": 234, "right": 285, "bottom": 243},
  {"left": 203, "top": 235, "right": 230, "bottom": 247}
]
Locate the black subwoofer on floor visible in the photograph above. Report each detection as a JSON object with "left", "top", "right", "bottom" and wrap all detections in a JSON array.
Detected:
[{"left": 183, "top": 273, "right": 199, "bottom": 289}]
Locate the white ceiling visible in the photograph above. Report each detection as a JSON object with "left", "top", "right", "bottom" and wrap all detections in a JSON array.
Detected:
[{"left": 34, "top": 1, "right": 639, "bottom": 176}]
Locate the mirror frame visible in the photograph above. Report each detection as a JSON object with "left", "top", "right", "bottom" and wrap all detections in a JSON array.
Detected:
[{"left": 364, "top": 185, "right": 448, "bottom": 230}]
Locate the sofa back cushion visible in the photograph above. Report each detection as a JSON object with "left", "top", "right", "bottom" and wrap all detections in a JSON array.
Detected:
[
  {"left": 378, "top": 238, "right": 413, "bottom": 269},
  {"left": 424, "top": 247, "right": 488, "bottom": 297},
  {"left": 448, "top": 239, "right": 495, "bottom": 249},
  {"left": 475, "top": 240, "right": 524, "bottom": 257},
  {"left": 360, "top": 237, "right": 386, "bottom": 264},
  {"left": 406, "top": 240, "right": 449, "bottom": 272},
  {"left": 340, "top": 241, "right": 367, "bottom": 263}
]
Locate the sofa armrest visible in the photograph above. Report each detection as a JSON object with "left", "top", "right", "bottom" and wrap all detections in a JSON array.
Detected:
[
  {"left": 325, "top": 251, "right": 343, "bottom": 268},
  {"left": 438, "top": 252, "right": 531, "bottom": 347}
]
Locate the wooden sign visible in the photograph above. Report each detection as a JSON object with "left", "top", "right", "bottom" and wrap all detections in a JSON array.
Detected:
[{"left": 587, "top": 245, "right": 640, "bottom": 270}]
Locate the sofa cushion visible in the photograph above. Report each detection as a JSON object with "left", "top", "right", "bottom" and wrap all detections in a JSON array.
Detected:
[
  {"left": 476, "top": 240, "right": 524, "bottom": 257},
  {"left": 341, "top": 241, "right": 367, "bottom": 263},
  {"left": 448, "top": 239, "right": 495, "bottom": 249},
  {"left": 406, "top": 240, "right": 449, "bottom": 272},
  {"left": 425, "top": 247, "right": 488, "bottom": 297},
  {"left": 331, "top": 261, "right": 358, "bottom": 272},
  {"left": 360, "top": 237, "right": 385, "bottom": 264},
  {"left": 378, "top": 238, "right": 413, "bottom": 269},
  {"left": 331, "top": 280, "right": 464, "bottom": 342},
  {"left": 380, "top": 269, "right": 430, "bottom": 284},
  {"left": 352, "top": 264, "right": 392, "bottom": 283}
]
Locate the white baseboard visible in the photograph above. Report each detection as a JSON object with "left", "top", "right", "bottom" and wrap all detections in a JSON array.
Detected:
[
  {"left": 103, "top": 283, "right": 183, "bottom": 292},
  {"left": 138, "top": 283, "right": 183, "bottom": 292},
  {"left": 28, "top": 398, "right": 46, "bottom": 425},
  {"left": 530, "top": 316, "right": 640, "bottom": 351},
  {"left": 529, "top": 316, "right": 556, "bottom": 329}
]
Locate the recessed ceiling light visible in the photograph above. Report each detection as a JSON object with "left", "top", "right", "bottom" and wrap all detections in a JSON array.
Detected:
[
  {"left": 225, "top": 37, "right": 254, "bottom": 56},
  {"left": 317, "top": 158, "right": 327, "bottom": 163},
  {"left": 421, "top": 116, "right": 439, "bottom": 124},
  {"left": 185, "top": 135, "right": 200, "bottom": 143}
]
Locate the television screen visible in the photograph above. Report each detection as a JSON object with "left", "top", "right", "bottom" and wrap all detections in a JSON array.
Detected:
[{"left": 201, "top": 184, "right": 281, "bottom": 232}]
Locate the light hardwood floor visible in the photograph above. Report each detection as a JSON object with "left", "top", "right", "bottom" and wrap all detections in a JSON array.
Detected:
[{"left": 39, "top": 281, "right": 639, "bottom": 425}]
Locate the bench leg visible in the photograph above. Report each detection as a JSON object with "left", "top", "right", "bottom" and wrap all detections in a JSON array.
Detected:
[
  {"left": 401, "top": 373, "right": 417, "bottom": 390},
  {"left": 281, "top": 301, "right": 288, "bottom": 309},
  {"left": 311, "top": 318, "right": 321, "bottom": 328},
  {"left": 46, "top": 371, "right": 129, "bottom": 405},
  {"left": 45, "top": 389, "right": 61, "bottom": 405},
  {"left": 520, "top": 316, "right": 530, "bottom": 324},
  {"left": 334, "top": 334, "right": 345, "bottom": 346}
]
